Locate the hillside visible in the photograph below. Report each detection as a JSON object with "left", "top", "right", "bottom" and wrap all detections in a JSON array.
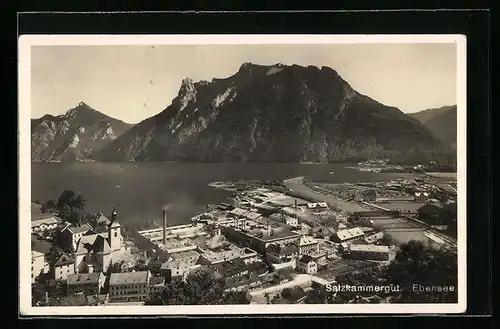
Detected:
[
  {"left": 410, "top": 105, "right": 457, "bottom": 150},
  {"left": 92, "top": 63, "right": 445, "bottom": 163},
  {"left": 31, "top": 102, "right": 133, "bottom": 162}
]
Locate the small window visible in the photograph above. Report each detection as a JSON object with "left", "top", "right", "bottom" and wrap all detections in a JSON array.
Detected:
[{"left": 114, "top": 232, "right": 118, "bottom": 238}]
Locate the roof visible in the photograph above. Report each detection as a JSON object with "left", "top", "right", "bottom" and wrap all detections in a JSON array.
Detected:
[
  {"left": 247, "top": 261, "right": 268, "bottom": 276},
  {"left": 336, "top": 227, "right": 365, "bottom": 241},
  {"left": 149, "top": 276, "right": 165, "bottom": 286},
  {"left": 64, "top": 223, "right": 93, "bottom": 235},
  {"left": 212, "top": 258, "right": 248, "bottom": 278},
  {"left": 349, "top": 244, "right": 390, "bottom": 253},
  {"left": 92, "top": 235, "right": 112, "bottom": 254},
  {"left": 298, "top": 254, "right": 315, "bottom": 264},
  {"left": 299, "top": 235, "right": 318, "bottom": 246},
  {"left": 32, "top": 250, "right": 45, "bottom": 259},
  {"left": 109, "top": 220, "right": 121, "bottom": 228},
  {"left": 364, "top": 232, "right": 384, "bottom": 243},
  {"left": 67, "top": 273, "right": 102, "bottom": 286},
  {"left": 230, "top": 208, "right": 248, "bottom": 217},
  {"left": 32, "top": 216, "right": 60, "bottom": 227},
  {"left": 109, "top": 271, "right": 150, "bottom": 285},
  {"left": 54, "top": 253, "right": 74, "bottom": 267},
  {"left": 244, "top": 211, "right": 262, "bottom": 220},
  {"left": 31, "top": 234, "right": 52, "bottom": 254},
  {"left": 266, "top": 243, "right": 299, "bottom": 256},
  {"left": 418, "top": 203, "right": 445, "bottom": 214},
  {"left": 258, "top": 228, "right": 300, "bottom": 242},
  {"left": 86, "top": 295, "right": 108, "bottom": 305}
]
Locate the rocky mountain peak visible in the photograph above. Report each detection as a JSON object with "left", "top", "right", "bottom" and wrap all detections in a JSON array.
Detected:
[{"left": 92, "top": 62, "right": 445, "bottom": 163}]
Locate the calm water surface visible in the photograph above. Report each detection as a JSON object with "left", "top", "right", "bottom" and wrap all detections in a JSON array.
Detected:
[{"left": 31, "top": 162, "right": 399, "bottom": 226}]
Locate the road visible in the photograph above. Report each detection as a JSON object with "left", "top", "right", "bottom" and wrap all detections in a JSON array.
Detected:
[
  {"left": 249, "top": 274, "right": 313, "bottom": 299},
  {"left": 283, "top": 177, "right": 368, "bottom": 212}
]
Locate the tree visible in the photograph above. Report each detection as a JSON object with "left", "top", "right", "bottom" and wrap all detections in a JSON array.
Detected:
[
  {"left": 74, "top": 194, "right": 86, "bottom": 210},
  {"left": 334, "top": 240, "right": 458, "bottom": 303},
  {"left": 55, "top": 190, "right": 88, "bottom": 224},
  {"left": 46, "top": 245, "right": 64, "bottom": 267},
  {"left": 41, "top": 200, "right": 56, "bottom": 214},
  {"left": 380, "top": 232, "right": 395, "bottom": 246},
  {"left": 305, "top": 290, "right": 326, "bottom": 304},
  {"left": 57, "top": 190, "right": 77, "bottom": 210},
  {"left": 386, "top": 241, "right": 458, "bottom": 303},
  {"left": 145, "top": 267, "right": 225, "bottom": 305}
]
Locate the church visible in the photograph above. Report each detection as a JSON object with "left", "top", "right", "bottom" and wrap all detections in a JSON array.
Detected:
[{"left": 59, "top": 208, "right": 122, "bottom": 274}]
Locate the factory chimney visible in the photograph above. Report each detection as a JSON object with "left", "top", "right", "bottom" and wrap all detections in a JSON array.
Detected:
[
  {"left": 162, "top": 208, "right": 168, "bottom": 245},
  {"left": 294, "top": 199, "right": 298, "bottom": 218}
]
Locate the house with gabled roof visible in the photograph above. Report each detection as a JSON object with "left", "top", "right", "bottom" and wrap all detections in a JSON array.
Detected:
[
  {"left": 266, "top": 243, "right": 299, "bottom": 264},
  {"left": 54, "top": 253, "right": 75, "bottom": 281},
  {"left": 296, "top": 255, "right": 317, "bottom": 274}
]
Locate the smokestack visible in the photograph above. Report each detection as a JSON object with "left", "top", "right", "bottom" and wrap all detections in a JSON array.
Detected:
[
  {"left": 294, "top": 199, "right": 298, "bottom": 219},
  {"left": 163, "top": 209, "right": 168, "bottom": 245}
]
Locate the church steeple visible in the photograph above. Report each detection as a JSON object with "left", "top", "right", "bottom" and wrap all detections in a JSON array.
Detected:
[
  {"left": 108, "top": 206, "right": 121, "bottom": 252},
  {"left": 111, "top": 207, "right": 117, "bottom": 223}
]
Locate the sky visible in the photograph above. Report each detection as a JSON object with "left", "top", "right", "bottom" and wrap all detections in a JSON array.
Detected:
[{"left": 30, "top": 43, "right": 457, "bottom": 124}]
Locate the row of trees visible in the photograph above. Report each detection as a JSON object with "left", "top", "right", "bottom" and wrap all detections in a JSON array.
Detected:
[
  {"left": 145, "top": 267, "right": 249, "bottom": 305},
  {"left": 331, "top": 240, "right": 458, "bottom": 303}
]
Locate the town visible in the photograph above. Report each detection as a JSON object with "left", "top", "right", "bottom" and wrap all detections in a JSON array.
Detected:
[{"left": 31, "top": 172, "right": 457, "bottom": 306}]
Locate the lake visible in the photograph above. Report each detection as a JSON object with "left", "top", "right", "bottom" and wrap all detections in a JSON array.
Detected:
[{"left": 31, "top": 162, "right": 400, "bottom": 227}]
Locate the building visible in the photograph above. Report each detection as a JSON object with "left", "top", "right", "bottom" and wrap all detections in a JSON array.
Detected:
[
  {"left": 31, "top": 250, "right": 49, "bottom": 283},
  {"left": 417, "top": 202, "right": 451, "bottom": 225},
  {"left": 345, "top": 244, "right": 390, "bottom": 261},
  {"left": 298, "top": 235, "right": 320, "bottom": 255},
  {"left": 148, "top": 276, "right": 166, "bottom": 294},
  {"left": 31, "top": 203, "right": 62, "bottom": 233},
  {"left": 211, "top": 258, "right": 249, "bottom": 279},
  {"left": 54, "top": 253, "right": 75, "bottom": 281},
  {"left": 108, "top": 271, "right": 151, "bottom": 303},
  {"left": 331, "top": 227, "right": 365, "bottom": 243},
  {"left": 59, "top": 223, "right": 93, "bottom": 252},
  {"left": 306, "top": 203, "right": 328, "bottom": 212},
  {"left": 296, "top": 255, "right": 318, "bottom": 274},
  {"left": 269, "top": 212, "right": 299, "bottom": 227},
  {"left": 72, "top": 209, "right": 123, "bottom": 274},
  {"left": 360, "top": 189, "right": 377, "bottom": 202},
  {"left": 199, "top": 245, "right": 242, "bottom": 265},
  {"left": 32, "top": 217, "right": 61, "bottom": 233},
  {"left": 266, "top": 243, "right": 299, "bottom": 264},
  {"left": 160, "top": 259, "right": 201, "bottom": 282},
  {"left": 364, "top": 232, "right": 384, "bottom": 244},
  {"left": 220, "top": 221, "right": 301, "bottom": 254},
  {"left": 414, "top": 192, "right": 430, "bottom": 202},
  {"left": 66, "top": 272, "right": 106, "bottom": 296}
]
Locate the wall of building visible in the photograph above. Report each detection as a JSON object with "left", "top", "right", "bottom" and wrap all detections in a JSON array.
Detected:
[
  {"left": 55, "top": 264, "right": 75, "bottom": 281},
  {"left": 348, "top": 250, "right": 389, "bottom": 261},
  {"left": 31, "top": 255, "right": 46, "bottom": 283},
  {"left": 109, "top": 283, "right": 149, "bottom": 302}
]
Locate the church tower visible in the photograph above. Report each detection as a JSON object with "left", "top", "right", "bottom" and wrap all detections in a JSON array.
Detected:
[{"left": 108, "top": 207, "right": 122, "bottom": 252}]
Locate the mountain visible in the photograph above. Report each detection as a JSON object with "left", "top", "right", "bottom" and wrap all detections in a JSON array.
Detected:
[
  {"left": 31, "top": 102, "right": 133, "bottom": 162},
  {"left": 92, "top": 63, "right": 445, "bottom": 163},
  {"left": 410, "top": 105, "right": 457, "bottom": 150}
]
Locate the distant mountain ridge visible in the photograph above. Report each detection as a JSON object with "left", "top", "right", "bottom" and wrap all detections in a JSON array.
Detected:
[
  {"left": 92, "top": 62, "right": 446, "bottom": 163},
  {"left": 31, "top": 102, "right": 133, "bottom": 162},
  {"left": 410, "top": 105, "right": 457, "bottom": 150}
]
